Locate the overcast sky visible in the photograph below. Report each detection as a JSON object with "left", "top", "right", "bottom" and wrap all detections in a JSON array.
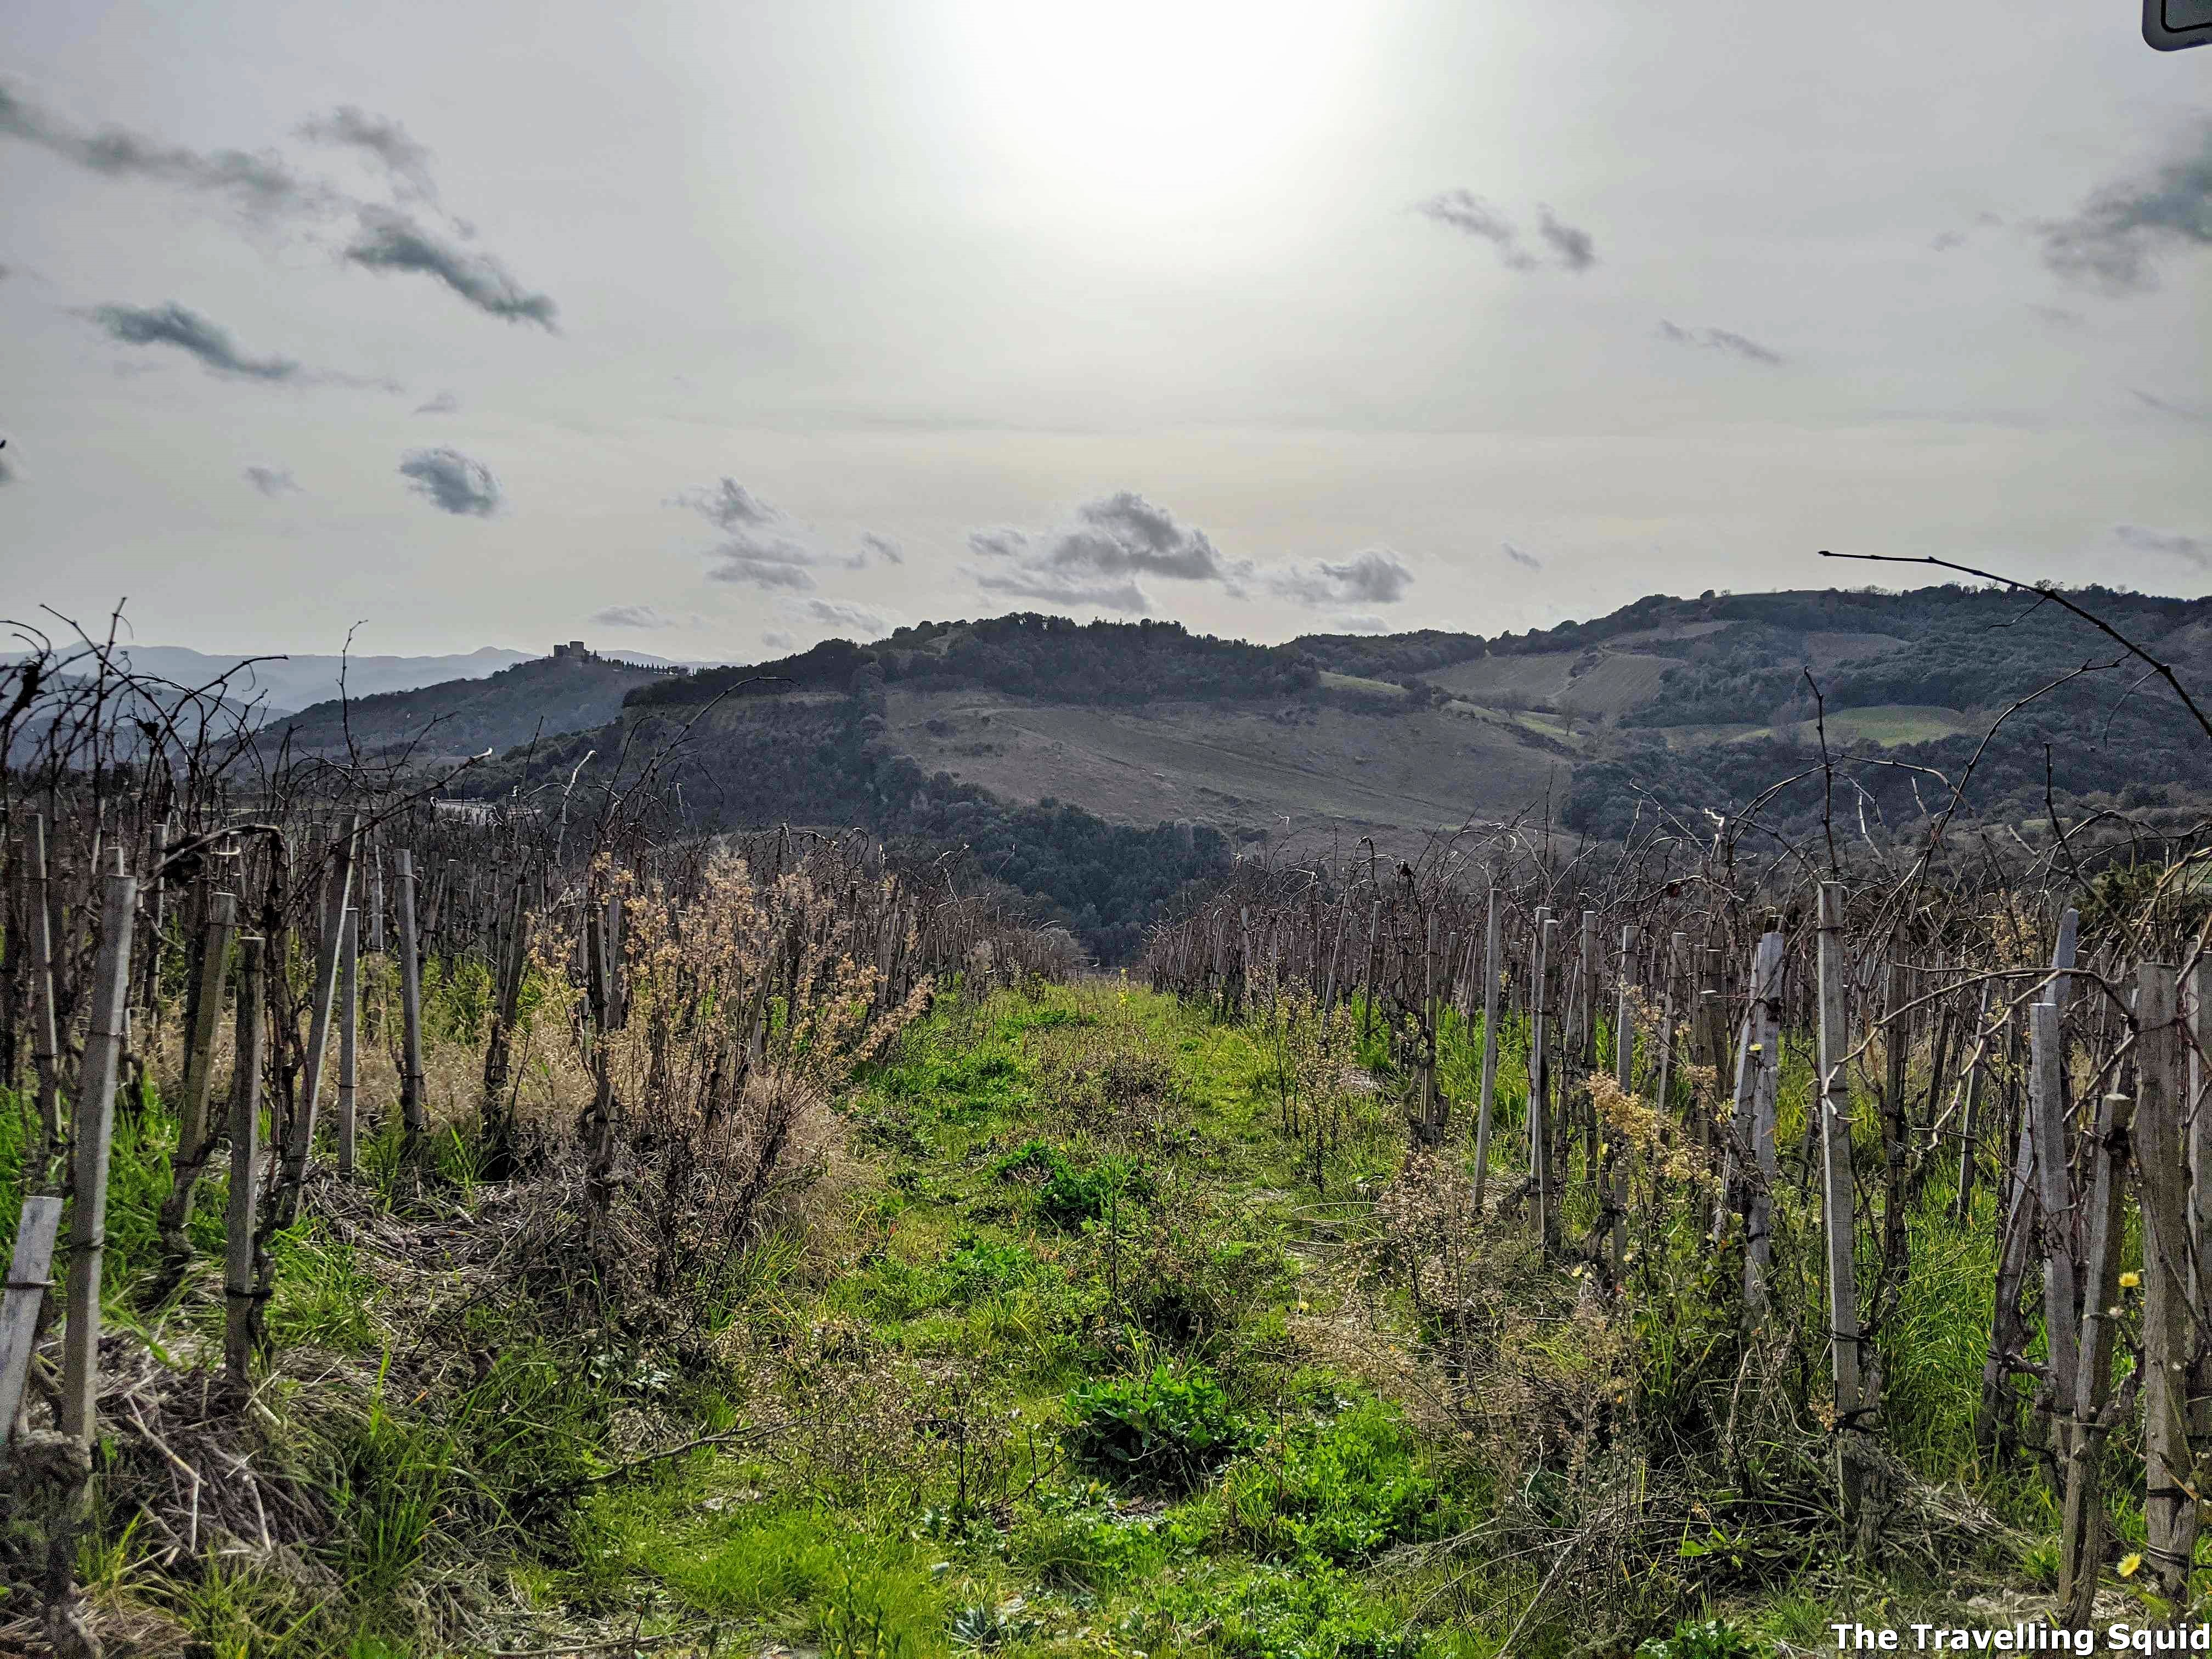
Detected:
[{"left": 3, "top": 1, "right": 2208, "bottom": 659}]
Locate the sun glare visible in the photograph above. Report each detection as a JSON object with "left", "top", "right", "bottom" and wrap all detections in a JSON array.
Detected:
[{"left": 955, "top": 1, "right": 1359, "bottom": 216}]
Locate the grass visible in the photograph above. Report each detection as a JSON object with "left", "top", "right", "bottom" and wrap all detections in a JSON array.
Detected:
[{"left": 1, "top": 971, "right": 2091, "bottom": 1656}]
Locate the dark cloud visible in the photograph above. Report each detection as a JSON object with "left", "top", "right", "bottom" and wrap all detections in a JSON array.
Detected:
[
  {"left": 1536, "top": 206, "right": 1597, "bottom": 270},
  {"left": 2134, "top": 389, "right": 2212, "bottom": 422},
  {"left": 1331, "top": 613, "right": 1387, "bottom": 634},
  {"left": 0, "top": 264, "right": 12, "bottom": 282},
  {"left": 2042, "top": 123, "right": 2212, "bottom": 294},
  {"left": 760, "top": 630, "right": 796, "bottom": 651},
  {"left": 675, "top": 477, "right": 780, "bottom": 531},
  {"left": 2115, "top": 524, "right": 2209, "bottom": 567},
  {"left": 1657, "top": 319, "right": 1785, "bottom": 366},
  {"left": 1046, "top": 493, "right": 1244, "bottom": 583},
  {"left": 344, "top": 207, "right": 557, "bottom": 328},
  {"left": 859, "top": 531, "right": 905, "bottom": 566},
  {"left": 592, "top": 604, "right": 683, "bottom": 629},
  {"left": 399, "top": 447, "right": 500, "bottom": 516},
  {"left": 243, "top": 464, "right": 298, "bottom": 496},
  {"left": 962, "top": 493, "right": 1251, "bottom": 614},
  {"left": 1415, "top": 190, "right": 1535, "bottom": 269},
  {"left": 708, "top": 541, "right": 818, "bottom": 591},
  {"left": 1, "top": 84, "right": 329, "bottom": 218},
  {"left": 1418, "top": 190, "right": 1595, "bottom": 271},
  {"left": 1503, "top": 542, "right": 1542, "bottom": 571},
  {"left": 1265, "top": 549, "right": 1414, "bottom": 607},
  {"left": 791, "top": 598, "right": 889, "bottom": 637},
  {"left": 414, "top": 390, "right": 459, "bottom": 415},
  {"left": 673, "top": 477, "right": 825, "bottom": 591},
  {"left": 5, "top": 87, "right": 557, "bottom": 334},
  {"left": 0, "top": 455, "right": 14, "bottom": 487},
  {"left": 90, "top": 302, "right": 301, "bottom": 380},
  {"left": 298, "top": 105, "right": 436, "bottom": 201}
]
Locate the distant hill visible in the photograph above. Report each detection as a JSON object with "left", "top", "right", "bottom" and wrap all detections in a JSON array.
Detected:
[
  {"left": 1, "top": 644, "right": 548, "bottom": 718},
  {"left": 394, "top": 585, "right": 2212, "bottom": 960},
  {"left": 270, "top": 649, "right": 686, "bottom": 760}
]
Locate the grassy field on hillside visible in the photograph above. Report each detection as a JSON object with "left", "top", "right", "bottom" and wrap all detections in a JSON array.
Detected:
[{"left": 2, "top": 974, "right": 2086, "bottom": 1656}]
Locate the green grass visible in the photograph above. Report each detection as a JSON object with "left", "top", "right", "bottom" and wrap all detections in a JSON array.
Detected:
[{"left": 3, "top": 971, "right": 2073, "bottom": 1655}]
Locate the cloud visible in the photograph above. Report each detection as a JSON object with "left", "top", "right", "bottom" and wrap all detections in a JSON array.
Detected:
[
  {"left": 414, "top": 389, "right": 458, "bottom": 414},
  {"left": 89, "top": 302, "right": 301, "bottom": 380},
  {"left": 591, "top": 604, "right": 687, "bottom": 629},
  {"left": 0, "top": 455, "right": 14, "bottom": 487},
  {"left": 1331, "top": 614, "right": 1387, "bottom": 634},
  {"left": 1418, "top": 190, "right": 1595, "bottom": 271},
  {"left": 789, "top": 598, "right": 889, "bottom": 637},
  {"left": 399, "top": 447, "right": 500, "bottom": 516},
  {"left": 1657, "top": 319, "right": 1785, "bottom": 365},
  {"left": 344, "top": 206, "right": 557, "bottom": 328},
  {"left": 243, "top": 464, "right": 298, "bottom": 496},
  {"left": 760, "top": 631, "right": 796, "bottom": 651},
  {"left": 960, "top": 493, "right": 1252, "bottom": 614},
  {"left": 1535, "top": 206, "right": 1597, "bottom": 270},
  {"left": 3, "top": 87, "right": 558, "bottom": 334},
  {"left": 1503, "top": 542, "right": 1543, "bottom": 571},
  {"left": 709, "top": 543, "right": 818, "bottom": 591},
  {"left": 0, "top": 83, "right": 329, "bottom": 218},
  {"left": 1415, "top": 190, "right": 1535, "bottom": 269},
  {"left": 2115, "top": 524, "right": 2209, "bottom": 567},
  {"left": 298, "top": 105, "right": 436, "bottom": 201},
  {"left": 859, "top": 531, "right": 905, "bottom": 566},
  {"left": 674, "top": 477, "right": 780, "bottom": 531},
  {"left": 2134, "top": 389, "right": 2212, "bottom": 422},
  {"left": 2042, "top": 123, "right": 2212, "bottom": 294},
  {"left": 1265, "top": 549, "right": 1414, "bottom": 608},
  {"left": 672, "top": 477, "right": 828, "bottom": 591}
]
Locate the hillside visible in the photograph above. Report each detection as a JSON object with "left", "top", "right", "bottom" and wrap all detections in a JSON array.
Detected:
[
  {"left": 270, "top": 648, "right": 685, "bottom": 761},
  {"left": 430, "top": 586, "right": 2212, "bottom": 955}
]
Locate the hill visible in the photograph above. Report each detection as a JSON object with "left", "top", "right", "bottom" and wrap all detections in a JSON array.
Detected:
[
  {"left": 412, "top": 585, "right": 2212, "bottom": 957},
  {"left": 269, "top": 648, "right": 685, "bottom": 761}
]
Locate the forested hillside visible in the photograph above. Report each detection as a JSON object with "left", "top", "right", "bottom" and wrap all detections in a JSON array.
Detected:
[{"left": 270, "top": 650, "right": 682, "bottom": 760}]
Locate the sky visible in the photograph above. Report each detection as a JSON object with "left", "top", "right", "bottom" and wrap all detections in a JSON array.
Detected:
[{"left": 2, "top": 0, "right": 2208, "bottom": 662}]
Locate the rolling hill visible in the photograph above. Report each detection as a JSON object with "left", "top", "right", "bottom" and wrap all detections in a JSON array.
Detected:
[{"left": 244, "top": 585, "right": 2212, "bottom": 957}]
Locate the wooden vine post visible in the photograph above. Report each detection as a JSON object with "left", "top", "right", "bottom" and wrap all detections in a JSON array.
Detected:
[
  {"left": 1606, "top": 923, "right": 1634, "bottom": 1283},
  {"left": 225, "top": 938, "right": 266, "bottom": 1380},
  {"left": 48, "top": 860, "right": 137, "bottom": 1654},
  {"left": 1816, "top": 883, "right": 1871, "bottom": 1528},
  {"left": 1471, "top": 885, "right": 1503, "bottom": 1210},
  {"left": 394, "top": 849, "right": 428, "bottom": 1151},
  {"left": 1530, "top": 911, "right": 1558, "bottom": 1256},
  {"left": 2132, "top": 963, "right": 2196, "bottom": 1610},
  {"left": 2058, "top": 1084, "right": 2137, "bottom": 1626},
  {"left": 1738, "top": 928, "right": 1785, "bottom": 1317},
  {"left": 279, "top": 815, "right": 358, "bottom": 1222},
  {"left": 157, "top": 888, "right": 238, "bottom": 1261},
  {"left": 336, "top": 906, "right": 360, "bottom": 1175}
]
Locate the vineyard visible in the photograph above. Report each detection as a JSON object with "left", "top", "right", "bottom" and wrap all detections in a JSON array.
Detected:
[{"left": 4, "top": 603, "right": 2212, "bottom": 1659}]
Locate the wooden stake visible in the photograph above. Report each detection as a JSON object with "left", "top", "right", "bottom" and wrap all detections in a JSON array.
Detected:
[
  {"left": 59, "top": 862, "right": 136, "bottom": 1444},
  {"left": 2133, "top": 962, "right": 2196, "bottom": 1609},
  {"left": 157, "top": 889, "right": 237, "bottom": 1259},
  {"left": 1816, "top": 883, "right": 1868, "bottom": 1521},
  {"left": 1471, "top": 888, "right": 1503, "bottom": 1209},
  {"left": 279, "top": 816, "right": 358, "bottom": 1219},
  {"left": 0, "top": 1196, "right": 63, "bottom": 1451},
  {"left": 26, "top": 815, "right": 59, "bottom": 1162},
  {"left": 224, "top": 938, "right": 264, "bottom": 1381},
  {"left": 336, "top": 907, "right": 359, "bottom": 1176},
  {"left": 2058, "top": 1088, "right": 2136, "bottom": 1627},
  {"left": 395, "top": 849, "right": 428, "bottom": 1149}
]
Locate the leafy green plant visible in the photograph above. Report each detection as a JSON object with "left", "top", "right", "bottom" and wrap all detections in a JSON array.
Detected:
[
  {"left": 1064, "top": 1362, "right": 1250, "bottom": 1491},
  {"left": 1220, "top": 1398, "right": 1443, "bottom": 1566},
  {"left": 947, "top": 1598, "right": 1041, "bottom": 1651}
]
